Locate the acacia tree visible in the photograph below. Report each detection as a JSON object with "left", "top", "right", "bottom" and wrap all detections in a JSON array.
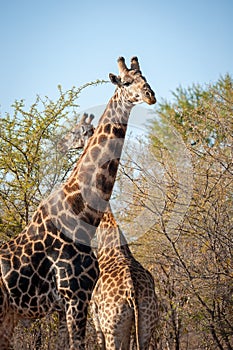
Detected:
[
  {"left": 0, "top": 81, "right": 105, "bottom": 238},
  {"left": 117, "top": 74, "right": 233, "bottom": 349}
]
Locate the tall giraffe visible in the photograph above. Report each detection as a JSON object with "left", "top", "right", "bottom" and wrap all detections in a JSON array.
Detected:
[
  {"left": 60, "top": 116, "right": 159, "bottom": 350},
  {"left": 0, "top": 56, "right": 156, "bottom": 350}
]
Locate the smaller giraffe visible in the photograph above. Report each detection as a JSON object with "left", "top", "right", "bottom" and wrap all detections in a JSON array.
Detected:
[
  {"left": 58, "top": 113, "right": 95, "bottom": 154},
  {"left": 90, "top": 206, "right": 159, "bottom": 350}
]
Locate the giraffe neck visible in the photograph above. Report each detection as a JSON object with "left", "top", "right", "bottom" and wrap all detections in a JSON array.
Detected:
[
  {"left": 41, "top": 90, "right": 134, "bottom": 244},
  {"left": 98, "top": 89, "right": 133, "bottom": 125},
  {"left": 64, "top": 89, "right": 132, "bottom": 208},
  {"left": 95, "top": 207, "right": 132, "bottom": 258}
]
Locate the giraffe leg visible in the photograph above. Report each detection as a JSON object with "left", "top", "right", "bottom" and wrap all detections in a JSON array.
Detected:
[
  {"left": 55, "top": 312, "right": 70, "bottom": 350},
  {"left": 101, "top": 305, "right": 133, "bottom": 350},
  {"left": 65, "top": 299, "right": 88, "bottom": 350},
  {"left": 104, "top": 332, "right": 131, "bottom": 350},
  {"left": 137, "top": 302, "right": 158, "bottom": 350},
  {"left": 90, "top": 301, "right": 106, "bottom": 350},
  {"left": 0, "top": 309, "right": 17, "bottom": 350},
  {"left": 0, "top": 282, "right": 16, "bottom": 350},
  {"left": 137, "top": 323, "right": 155, "bottom": 349}
]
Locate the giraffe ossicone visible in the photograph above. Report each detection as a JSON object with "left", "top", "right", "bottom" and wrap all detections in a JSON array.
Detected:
[{"left": 0, "top": 56, "right": 156, "bottom": 349}]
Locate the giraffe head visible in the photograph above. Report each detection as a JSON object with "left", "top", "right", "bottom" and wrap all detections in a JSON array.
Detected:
[
  {"left": 109, "top": 56, "right": 156, "bottom": 105},
  {"left": 58, "top": 113, "right": 95, "bottom": 153}
]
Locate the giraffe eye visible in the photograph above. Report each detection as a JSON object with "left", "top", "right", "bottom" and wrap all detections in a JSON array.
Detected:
[{"left": 123, "top": 81, "right": 132, "bottom": 87}]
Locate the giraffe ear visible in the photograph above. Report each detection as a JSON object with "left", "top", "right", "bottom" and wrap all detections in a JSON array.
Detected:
[{"left": 109, "top": 73, "right": 121, "bottom": 86}]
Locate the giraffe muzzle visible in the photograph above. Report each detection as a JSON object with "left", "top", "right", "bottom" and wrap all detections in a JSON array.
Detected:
[
  {"left": 143, "top": 92, "right": 156, "bottom": 105},
  {"left": 141, "top": 83, "right": 156, "bottom": 105}
]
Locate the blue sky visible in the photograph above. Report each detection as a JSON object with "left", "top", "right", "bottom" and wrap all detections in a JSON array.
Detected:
[{"left": 0, "top": 0, "right": 232, "bottom": 115}]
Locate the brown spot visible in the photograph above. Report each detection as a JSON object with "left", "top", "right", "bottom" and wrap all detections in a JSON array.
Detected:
[
  {"left": 114, "top": 294, "right": 120, "bottom": 302},
  {"left": 108, "top": 159, "right": 119, "bottom": 177},
  {"left": 67, "top": 193, "right": 84, "bottom": 215},
  {"left": 78, "top": 170, "right": 92, "bottom": 185},
  {"left": 90, "top": 145, "right": 101, "bottom": 160},
  {"left": 111, "top": 270, "right": 117, "bottom": 278},
  {"left": 112, "top": 126, "right": 125, "bottom": 138},
  {"left": 34, "top": 241, "right": 44, "bottom": 251},
  {"left": 104, "top": 124, "right": 111, "bottom": 134},
  {"left": 12, "top": 255, "right": 21, "bottom": 270},
  {"left": 96, "top": 173, "right": 113, "bottom": 194},
  {"left": 102, "top": 275, "right": 108, "bottom": 283},
  {"left": 27, "top": 224, "right": 36, "bottom": 236},
  {"left": 116, "top": 107, "right": 122, "bottom": 114},
  {"left": 98, "top": 134, "right": 107, "bottom": 144},
  {"left": 100, "top": 162, "right": 108, "bottom": 170},
  {"left": 96, "top": 173, "right": 105, "bottom": 190}
]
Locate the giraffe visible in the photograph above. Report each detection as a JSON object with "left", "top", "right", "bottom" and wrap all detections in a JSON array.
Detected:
[
  {"left": 60, "top": 117, "right": 159, "bottom": 350},
  {"left": 57, "top": 113, "right": 95, "bottom": 154},
  {"left": 90, "top": 206, "right": 159, "bottom": 350},
  {"left": 0, "top": 56, "right": 156, "bottom": 350}
]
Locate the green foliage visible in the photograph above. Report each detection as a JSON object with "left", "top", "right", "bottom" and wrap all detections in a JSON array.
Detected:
[
  {"left": 0, "top": 80, "right": 107, "bottom": 240},
  {"left": 150, "top": 73, "right": 233, "bottom": 148}
]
